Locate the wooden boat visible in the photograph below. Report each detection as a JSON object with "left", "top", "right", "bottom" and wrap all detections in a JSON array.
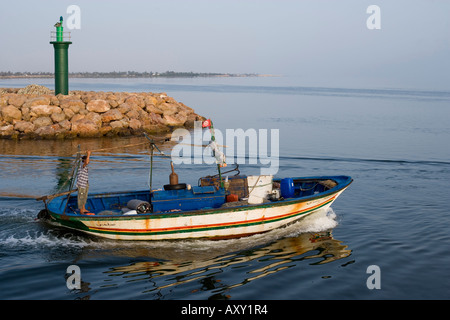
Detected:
[
  {"left": 37, "top": 174, "right": 352, "bottom": 241},
  {"left": 37, "top": 126, "right": 352, "bottom": 241}
]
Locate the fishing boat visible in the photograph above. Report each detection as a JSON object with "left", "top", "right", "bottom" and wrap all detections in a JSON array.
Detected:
[
  {"left": 37, "top": 172, "right": 352, "bottom": 241},
  {"left": 36, "top": 122, "right": 352, "bottom": 241}
]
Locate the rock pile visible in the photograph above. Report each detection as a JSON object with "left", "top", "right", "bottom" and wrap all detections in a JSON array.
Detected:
[
  {"left": 0, "top": 86, "right": 204, "bottom": 139},
  {"left": 17, "top": 84, "right": 52, "bottom": 95}
]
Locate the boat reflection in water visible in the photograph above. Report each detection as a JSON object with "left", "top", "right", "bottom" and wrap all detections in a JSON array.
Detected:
[{"left": 72, "top": 208, "right": 352, "bottom": 299}]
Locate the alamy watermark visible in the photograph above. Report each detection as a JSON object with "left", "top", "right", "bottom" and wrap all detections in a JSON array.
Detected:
[
  {"left": 66, "top": 5, "right": 81, "bottom": 30},
  {"left": 65, "top": 263, "right": 381, "bottom": 292},
  {"left": 65, "top": 5, "right": 380, "bottom": 31},
  {"left": 66, "top": 265, "right": 81, "bottom": 290},
  {"left": 366, "top": 265, "right": 381, "bottom": 289},
  {"left": 366, "top": 5, "right": 381, "bottom": 30},
  {"left": 170, "top": 120, "right": 280, "bottom": 175}
]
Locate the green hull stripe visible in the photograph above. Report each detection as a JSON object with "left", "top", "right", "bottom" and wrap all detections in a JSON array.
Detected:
[{"left": 83, "top": 197, "right": 334, "bottom": 237}]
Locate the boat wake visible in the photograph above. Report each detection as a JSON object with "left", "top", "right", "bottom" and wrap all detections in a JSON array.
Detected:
[
  {"left": 0, "top": 206, "right": 95, "bottom": 250},
  {"left": 286, "top": 207, "right": 338, "bottom": 235},
  {"left": 0, "top": 230, "right": 94, "bottom": 249}
]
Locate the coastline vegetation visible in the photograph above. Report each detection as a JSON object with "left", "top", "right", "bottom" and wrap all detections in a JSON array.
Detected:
[{"left": 0, "top": 71, "right": 262, "bottom": 79}]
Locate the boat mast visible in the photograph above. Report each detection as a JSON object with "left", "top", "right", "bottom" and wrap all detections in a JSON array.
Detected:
[
  {"left": 143, "top": 133, "right": 165, "bottom": 192},
  {"left": 209, "top": 120, "right": 224, "bottom": 188}
]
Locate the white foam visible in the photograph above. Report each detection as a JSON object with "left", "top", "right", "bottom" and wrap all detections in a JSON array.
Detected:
[
  {"left": 1, "top": 230, "right": 93, "bottom": 249},
  {"left": 293, "top": 207, "right": 338, "bottom": 234}
]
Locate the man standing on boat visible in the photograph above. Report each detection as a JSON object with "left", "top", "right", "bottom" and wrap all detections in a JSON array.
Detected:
[{"left": 77, "top": 151, "right": 91, "bottom": 214}]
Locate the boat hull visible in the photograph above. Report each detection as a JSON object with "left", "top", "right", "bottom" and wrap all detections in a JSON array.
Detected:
[{"left": 43, "top": 176, "right": 352, "bottom": 241}]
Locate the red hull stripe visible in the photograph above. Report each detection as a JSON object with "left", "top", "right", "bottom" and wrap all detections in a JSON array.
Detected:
[{"left": 88, "top": 195, "right": 337, "bottom": 235}]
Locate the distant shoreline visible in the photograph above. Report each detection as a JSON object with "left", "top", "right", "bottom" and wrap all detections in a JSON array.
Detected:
[{"left": 0, "top": 71, "right": 276, "bottom": 79}]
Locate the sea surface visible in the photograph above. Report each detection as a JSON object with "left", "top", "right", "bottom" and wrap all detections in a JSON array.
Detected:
[{"left": 1, "top": 76, "right": 449, "bottom": 300}]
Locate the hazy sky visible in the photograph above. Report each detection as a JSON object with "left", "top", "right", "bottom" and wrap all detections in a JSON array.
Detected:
[{"left": 1, "top": 0, "right": 449, "bottom": 89}]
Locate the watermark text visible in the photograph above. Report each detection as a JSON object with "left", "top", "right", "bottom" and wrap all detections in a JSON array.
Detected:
[
  {"left": 171, "top": 121, "right": 279, "bottom": 175},
  {"left": 366, "top": 5, "right": 381, "bottom": 30}
]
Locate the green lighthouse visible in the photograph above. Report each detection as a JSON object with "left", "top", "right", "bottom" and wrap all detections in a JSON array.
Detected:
[{"left": 50, "top": 16, "right": 72, "bottom": 95}]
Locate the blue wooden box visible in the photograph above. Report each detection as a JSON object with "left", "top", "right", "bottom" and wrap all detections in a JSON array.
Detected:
[{"left": 151, "top": 186, "right": 226, "bottom": 212}]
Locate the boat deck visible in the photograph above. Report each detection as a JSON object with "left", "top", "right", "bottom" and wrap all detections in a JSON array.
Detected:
[{"left": 46, "top": 176, "right": 350, "bottom": 217}]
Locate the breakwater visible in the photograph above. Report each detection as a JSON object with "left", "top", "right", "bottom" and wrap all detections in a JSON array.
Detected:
[{"left": 0, "top": 85, "right": 204, "bottom": 139}]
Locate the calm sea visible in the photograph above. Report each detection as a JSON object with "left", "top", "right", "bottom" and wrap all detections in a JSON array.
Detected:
[{"left": 1, "top": 77, "right": 449, "bottom": 301}]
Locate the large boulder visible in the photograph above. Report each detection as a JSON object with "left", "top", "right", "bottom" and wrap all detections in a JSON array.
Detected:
[
  {"left": 110, "top": 119, "right": 129, "bottom": 129},
  {"left": 0, "top": 124, "right": 15, "bottom": 136},
  {"left": 129, "top": 119, "right": 142, "bottom": 131},
  {"left": 34, "top": 124, "right": 63, "bottom": 138},
  {"left": 30, "top": 105, "right": 62, "bottom": 117},
  {"left": 85, "top": 112, "right": 103, "bottom": 127},
  {"left": 58, "top": 120, "right": 72, "bottom": 131},
  {"left": 33, "top": 116, "right": 53, "bottom": 128},
  {"left": 1, "top": 105, "right": 22, "bottom": 123},
  {"left": 145, "top": 103, "right": 163, "bottom": 115},
  {"left": 14, "top": 121, "right": 35, "bottom": 133},
  {"left": 23, "top": 96, "right": 51, "bottom": 108},
  {"left": 71, "top": 118, "right": 100, "bottom": 137},
  {"left": 59, "top": 98, "right": 85, "bottom": 113},
  {"left": 101, "top": 109, "right": 123, "bottom": 123},
  {"left": 163, "top": 112, "right": 188, "bottom": 127},
  {"left": 8, "top": 95, "right": 27, "bottom": 107},
  {"left": 51, "top": 112, "right": 66, "bottom": 123},
  {"left": 86, "top": 99, "right": 110, "bottom": 113},
  {"left": 124, "top": 95, "right": 144, "bottom": 109},
  {"left": 159, "top": 102, "right": 178, "bottom": 116}
]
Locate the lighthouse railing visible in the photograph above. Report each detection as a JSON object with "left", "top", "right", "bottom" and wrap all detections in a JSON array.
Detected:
[{"left": 50, "top": 31, "right": 72, "bottom": 42}]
